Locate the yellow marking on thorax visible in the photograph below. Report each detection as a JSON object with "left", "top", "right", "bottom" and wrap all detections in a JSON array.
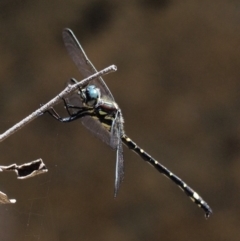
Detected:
[
  {"left": 99, "top": 110, "right": 107, "bottom": 115},
  {"left": 104, "top": 116, "right": 114, "bottom": 120}
]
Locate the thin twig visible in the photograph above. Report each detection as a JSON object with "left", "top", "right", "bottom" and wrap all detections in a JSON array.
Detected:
[{"left": 0, "top": 65, "right": 117, "bottom": 142}]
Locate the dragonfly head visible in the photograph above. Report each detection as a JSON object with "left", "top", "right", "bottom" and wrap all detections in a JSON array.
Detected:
[{"left": 83, "top": 85, "right": 100, "bottom": 107}]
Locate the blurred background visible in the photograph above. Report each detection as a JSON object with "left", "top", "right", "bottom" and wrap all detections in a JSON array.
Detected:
[{"left": 0, "top": 0, "right": 239, "bottom": 240}]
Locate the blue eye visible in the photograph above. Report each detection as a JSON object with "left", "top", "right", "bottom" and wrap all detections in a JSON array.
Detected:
[{"left": 86, "top": 85, "right": 99, "bottom": 100}]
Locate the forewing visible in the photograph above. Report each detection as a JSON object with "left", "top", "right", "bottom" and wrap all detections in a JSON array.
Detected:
[
  {"left": 63, "top": 29, "right": 115, "bottom": 147},
  {"left": 62, "top": 28, "right": 115, "bottom": 101}
]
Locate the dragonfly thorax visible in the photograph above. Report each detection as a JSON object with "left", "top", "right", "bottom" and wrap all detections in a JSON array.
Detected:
[{"left": 82, "top": 85, "right": 100, "bottom": 107}]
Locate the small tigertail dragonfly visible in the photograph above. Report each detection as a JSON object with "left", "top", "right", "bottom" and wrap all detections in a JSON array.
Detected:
[{"left": 46, "top": 28, "right": 212, "bottom": 218}]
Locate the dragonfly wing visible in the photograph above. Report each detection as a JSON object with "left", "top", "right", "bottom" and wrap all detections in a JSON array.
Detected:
[
  {"left": 62, "top": 28, "right": 115, "bottom": 101},
  {"left": 114, "top": 129, "right": 124, "bottom": 197},
  {"left": 81, "top": 116, "right": 112, "bottom": 146},
  {"left": 111, "top": 113, "right": 124, "bottom": 197}
]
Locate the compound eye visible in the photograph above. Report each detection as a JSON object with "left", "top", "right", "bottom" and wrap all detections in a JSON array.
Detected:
[
  {"left": 85, "top": 85, "right": 100, "bottom": 106},
  {"left": 86, "top": 85, "right": 99, "bottom": 100}
]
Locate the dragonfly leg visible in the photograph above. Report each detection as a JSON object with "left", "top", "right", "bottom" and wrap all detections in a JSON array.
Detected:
[
  {"left": 62, "top": 97, "right": 85, "bottom": 114},
  {"left": 45, "top": 104, "right": 93, "bottom": 123}
]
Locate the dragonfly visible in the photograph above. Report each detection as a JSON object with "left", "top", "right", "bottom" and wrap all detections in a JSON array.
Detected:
[{"left": 46, "top": 28, "right": 212, "bottom": 218}]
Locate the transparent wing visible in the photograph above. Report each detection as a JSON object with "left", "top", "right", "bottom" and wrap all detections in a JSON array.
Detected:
[
  {"left": 114, "top": 140, "right": 124, "bottom": 197},
  {"left": 63, "top": 29, "right": 115, "bottom": 147},
  {"left": 112, "top": 112, "right": 124, "bottom": 197},
  {"left": 62, "top": 28, "right": 115, "bottom": 101}
]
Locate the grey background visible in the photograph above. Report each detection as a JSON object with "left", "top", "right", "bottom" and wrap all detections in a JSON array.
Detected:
[{"left": 0, "top": 0, "right": 240, "bottom": 240}]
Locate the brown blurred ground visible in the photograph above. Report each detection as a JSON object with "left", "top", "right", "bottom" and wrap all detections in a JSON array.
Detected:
[{"left": 0, "top": 0, "right": 240, "bottom": 240}]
